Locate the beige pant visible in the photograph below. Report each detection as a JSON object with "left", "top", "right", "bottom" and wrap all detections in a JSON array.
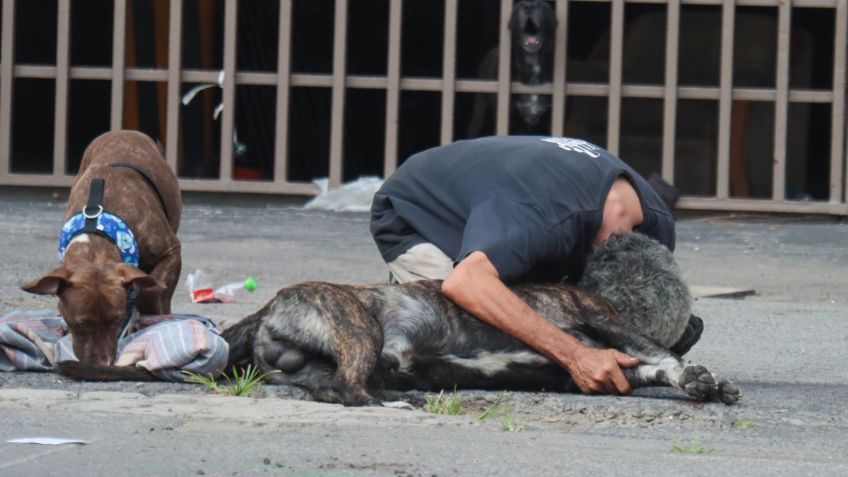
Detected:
[{"left": 386, "top": 243, "right": 454, "bottom": 283}]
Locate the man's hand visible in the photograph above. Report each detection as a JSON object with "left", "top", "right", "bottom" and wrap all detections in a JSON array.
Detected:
[
  {"left": 442, "top": 251, "right": 641, "bottom": 396},
  {"left": 566, "top": 346, "right": 640, "bottom": 395}
]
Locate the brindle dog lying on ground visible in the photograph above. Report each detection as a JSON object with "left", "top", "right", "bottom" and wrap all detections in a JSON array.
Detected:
[{"left": 223, "top": 233, "right": 740, "bottom": 406}]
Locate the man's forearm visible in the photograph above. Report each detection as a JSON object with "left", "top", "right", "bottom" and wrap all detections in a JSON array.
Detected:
[{"left": 441, "top": 252, "right": 586, "bottom": 368}]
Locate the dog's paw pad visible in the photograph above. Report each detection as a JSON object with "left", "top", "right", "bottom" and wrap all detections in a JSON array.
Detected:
[
  {"left": 678, "top": 364, "right": 717, "bottom": 401},
  {"left": 717, "top": 379, "right": 741, "bottom": 405}
]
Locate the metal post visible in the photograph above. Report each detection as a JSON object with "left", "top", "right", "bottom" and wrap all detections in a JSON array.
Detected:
[
  {"left": 274, "top": 0, "right": 293, "bottom": 184},
  {"left": 0, "top": 0, "right": 16, "bottom": 177},
  {"left": 110, "top": 0, "right": 127, "bottom": 130},
  {"left": 716, "top": 0, "right": 735, "bottom": 199},
  {"left": 165, "top": 0, "right": 183, "bottom": 172},
  {"left": 772, "top": 0, "right": 791, "bottom": 201},
  {"left": 440, "top": 0, "right": 458, "bottom": 145},
  {"left": 495, "top": 0, "right": 512, "bottom": 135},
  {"left": 383, "top": 0, "right": 402, "bottom": 177},
  {"left": 550, "top": 0, "right": 568, "bottom": 136},
  {"left": 661, "top": 0, "right": 680, "bottom": 183},
  {"left": 607, "top": 0, "right": 624, "bottom": 155},
  {"left": 220, "top": 0, "right": 238, "bottom": 180},
  {"left": 53, "top": 0, "right": 71, "bottom": 176}
]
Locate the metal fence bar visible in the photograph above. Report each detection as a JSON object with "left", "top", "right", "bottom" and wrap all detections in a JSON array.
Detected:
[
  {"left": 165, "top": 0, "right": 183, "bottom": 171},
  {"left": 328, "top": 0, "right": 349, "bottom": 187},
  {"left": 606, "top": 0, "right": 624, "bottom": 155},
  {"left": 661, "top": 0, "right": 680, "bottom": 183},
  {"left": 495, "top": 0, "right": 512, "bottom": 135},
  {"left": 219, "top": 0, "right": 238, "bottom": 181},
  {"left": 572, "top": 0, "right": 838, "bottom": 6},
  {"left": 0, "top": 0, "right": 15, "bottom": 177},
  {"left": 677, "top": 196, "right": 848, "bottom": 214},
  {"left": 831, "top": 0, "right": 846, "bottom": 202},
  {"left": 440, "top": 0, "right": 458, "bottom": 144},
  {"left": 715, "top": 0, "right": 735, "bottom": 199},
  {"left": 772, "top": 0, "right": 791, "bottom": 201},
  {"left": 383, "top": 0, "right": 402, "bottom": 177},
  {"left": 274, "top": 0, "right": 293, "bottom": 184},
  {"left": 110, "top": 0, "right": 127, "bottom": 131},
  {"left": 53, "top": 0, "right": 71, "bottom": 176},
  {"left": 550, "top": 0, "right": 568, "bottom": 136}
]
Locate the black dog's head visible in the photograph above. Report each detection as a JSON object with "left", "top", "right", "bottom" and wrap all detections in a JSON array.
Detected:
[{"left": 509, "top": 0, "right": 557, "bottom": 55}]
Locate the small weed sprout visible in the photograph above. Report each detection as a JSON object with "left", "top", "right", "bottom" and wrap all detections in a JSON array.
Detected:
[
  {"left": 477, "top": 391, "right": 526, "bottom": 432},
  {"left": 671, "top": 435, "right": 715, "bottom": 454},
  {"left": 185, "top": 364, "right": 279, "bottom": 397},
  {"left": 477, "top": 391, "right": 509, "bottom": 421},
  {"left": 424, "top": 389, "right": 464, "bottom": 415},
  {"left": 731, "top": 418, "right": 756, "bottom": 429},
  {"left": 185, "top": 372, "right": 223, "bottom": 394},
  {"left": 499, "top": 413, "right": 526, "bottom": 432}
]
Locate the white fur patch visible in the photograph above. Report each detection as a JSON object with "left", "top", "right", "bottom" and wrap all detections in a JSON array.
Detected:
[
  {"left": 444, "top": 351, "right": 549, "bottom": 376},
  {"left": 632, "top": 356, "right": 683, "bottom": 385},
  {"left": 67, "top": 234, "right": 91, "bottom": 248}
]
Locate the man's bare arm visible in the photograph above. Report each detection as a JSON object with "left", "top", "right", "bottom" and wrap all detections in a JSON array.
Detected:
[{"left": 441, "top": 251, "right": 639, "bottom": 394}]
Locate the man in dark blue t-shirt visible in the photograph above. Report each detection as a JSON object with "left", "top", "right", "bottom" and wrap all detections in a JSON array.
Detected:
[{"left": 370, "top": 136, "right": 700, "bottom": 395}]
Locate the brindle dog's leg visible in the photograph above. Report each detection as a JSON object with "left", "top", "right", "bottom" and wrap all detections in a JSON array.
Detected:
[
  {"left": 570, "top": 295, "right": 740, "bottom": 404},
  {"left": 251, "top": 283, "right": 384, "bottom": 406}
]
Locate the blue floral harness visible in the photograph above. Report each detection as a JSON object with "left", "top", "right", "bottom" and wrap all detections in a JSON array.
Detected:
[{"left": 58, "top": 209, "right": 140, "bottom": 267}]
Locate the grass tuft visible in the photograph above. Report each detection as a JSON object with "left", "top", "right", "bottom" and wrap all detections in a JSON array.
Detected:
[
  {"left": 185, "top": 364, "right": 279, "bottom": 397},
  {"left": 424, "top": 389, "right": 464, "bottom": 415},
  {"left": 476, "top": 390, "right": 509, "bottom": 421},
  {"left": 477, "top": 391, "right": 525, "bottom": 431}
]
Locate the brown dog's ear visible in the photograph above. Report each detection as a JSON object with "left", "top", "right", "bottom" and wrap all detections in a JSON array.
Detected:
[
  {"left": 21, "top": 267, "right": 71, "bottom": 296},
  {"left": 115, "top": 263, "right": 165, "bottom": 291}
]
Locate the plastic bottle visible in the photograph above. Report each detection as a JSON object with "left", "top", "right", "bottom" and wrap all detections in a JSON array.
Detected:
[
  {"left": 186, "top": 269, "right": 215, "bottom": 303},
  {"left": 213, "top": 277, "right": 257, "bottom": 303}
]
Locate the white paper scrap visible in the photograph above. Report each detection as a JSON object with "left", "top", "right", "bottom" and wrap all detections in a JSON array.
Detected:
[
  {"left": 7, "top": 437, "right": 88, "bottom": 445},
  {"left": 381, "top": 401, "right": 415, "bottom": 410}
]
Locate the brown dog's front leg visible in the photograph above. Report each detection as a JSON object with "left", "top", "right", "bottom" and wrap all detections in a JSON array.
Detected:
[{"left": 141, "top": 247, "right": 182, "bottom": 315}]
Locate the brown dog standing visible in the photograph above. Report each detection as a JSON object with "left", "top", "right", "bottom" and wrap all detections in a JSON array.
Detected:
[{"left": 22, "top": 130, "right": 182, "bottom": 366}]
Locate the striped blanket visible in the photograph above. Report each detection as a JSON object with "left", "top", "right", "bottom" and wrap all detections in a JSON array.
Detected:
[{"left": 0, "top": 310, "right": 229, "bottom": 381}]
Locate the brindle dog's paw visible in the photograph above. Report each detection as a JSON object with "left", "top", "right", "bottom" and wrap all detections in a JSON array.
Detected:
[
  {"left": 678, "top": 364, "right": 718, "bottom": 401},
  {"left": 312, "top": 385, "right": 346, "bottom": 404},
  {"left": 716, "top": 379, "right": 741, "bottom": 405},
  {"left": 313, "top": 384, "right": 379, "bottom": 407}
]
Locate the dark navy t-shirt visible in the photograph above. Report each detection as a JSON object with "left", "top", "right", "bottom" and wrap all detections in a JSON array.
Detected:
[{"left": 370, "top": 136, "right": 675, "bottom": 283}]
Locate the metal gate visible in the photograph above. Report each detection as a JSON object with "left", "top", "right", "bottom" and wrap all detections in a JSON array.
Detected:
[{"left": 1, "top": 0, "right": 846, "bottom": 214}]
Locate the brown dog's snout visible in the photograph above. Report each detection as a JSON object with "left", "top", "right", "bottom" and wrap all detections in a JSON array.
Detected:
[{"left": 71, "top": 330, "right": 118, "bottom": 366}]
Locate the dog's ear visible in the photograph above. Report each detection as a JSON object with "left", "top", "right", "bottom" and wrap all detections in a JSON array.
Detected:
[
  {"left": 115, "top": 264, "right": 165, "bottom": 291},
  {"left": 21, "top": 267, "right": 71, "bottom": 295}
]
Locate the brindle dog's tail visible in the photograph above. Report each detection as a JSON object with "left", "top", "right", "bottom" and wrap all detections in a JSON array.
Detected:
[{"left": 220, "top": 312, "right": 263, "bottom": 369}]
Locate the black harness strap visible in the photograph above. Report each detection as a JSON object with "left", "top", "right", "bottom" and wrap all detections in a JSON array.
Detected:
[
  {"left": 109, "top": 162, "right": 171, "bottom": 224},
  {"left": 83, "top": 178, "right": 105, "bottom": 233},
  {"left": 81, "top": 178, "right": 140, "bottom": 339}
]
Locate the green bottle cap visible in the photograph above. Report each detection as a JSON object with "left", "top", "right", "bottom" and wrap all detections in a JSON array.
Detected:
[{"left": 243, "top": 277, "right": 257, "bottom": 292}]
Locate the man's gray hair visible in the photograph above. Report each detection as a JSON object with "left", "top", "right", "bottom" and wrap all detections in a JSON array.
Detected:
[{"left": 578, "top": 233, "right": 692, "bottom": 347}]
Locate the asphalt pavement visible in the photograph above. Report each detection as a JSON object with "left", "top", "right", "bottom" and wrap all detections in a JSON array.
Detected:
[{"left": 1, "top": 187, "right": 846, "bottom": 476}]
